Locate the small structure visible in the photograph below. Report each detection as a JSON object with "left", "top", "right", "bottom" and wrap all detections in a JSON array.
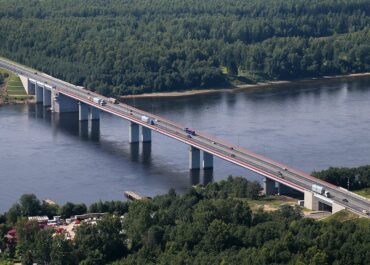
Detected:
[
  {"left": 124, "top": 191, "right": 150, "bottom": 201},
  {"left": 28, "top": 216, "right": 49, "bottom": 225}
]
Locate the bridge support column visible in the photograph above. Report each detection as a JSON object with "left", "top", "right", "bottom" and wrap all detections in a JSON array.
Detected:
[
  {"left": 90, "top": 107, "right": 100, "bottom": 120},
  {"left": 35, "top": 84, "right": 44, "bottom": 103},
  {"left": 263, "top": 177, "right": 276, "bottom": 195},
  {"left": 304, "top": 190, "right": 319, "bottom": 211},
  {"left": 78, "top": 102, "right": 89, "bottom": 121},
  {"left": 203, "top": 152, "right": 213, "bottom": 169},
  {"left": 141, "top": 126, "right": 151, "bottom": 143},
  {"left": 43, "top": 88, "right": 51, "bottom": 107},
  {"left": 129, "top": 122, "right": 139, "bottom": 143},
  {"left": 51, "top": 91, "right": 78, "bottom": 113},
  {"left": 189, "top": 146, "right": 200, "bottom": 170}
]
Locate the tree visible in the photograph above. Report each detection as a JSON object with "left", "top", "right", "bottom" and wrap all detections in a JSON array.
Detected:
[{"left": 20, "top": 194, "right": 41, "bottom": 216}]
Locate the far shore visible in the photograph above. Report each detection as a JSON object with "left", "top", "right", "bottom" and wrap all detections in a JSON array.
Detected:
[{"left": 120, "top": 72, "right": 370, "bottom": 99}]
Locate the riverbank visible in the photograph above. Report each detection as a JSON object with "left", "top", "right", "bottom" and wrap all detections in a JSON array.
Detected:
[{"left": 121, "top": 72, "right": 370, "bottom": 99}]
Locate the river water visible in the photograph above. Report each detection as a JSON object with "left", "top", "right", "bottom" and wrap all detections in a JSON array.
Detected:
[{"left": 1, "top": 77, "right": 370, "bottom": 212}]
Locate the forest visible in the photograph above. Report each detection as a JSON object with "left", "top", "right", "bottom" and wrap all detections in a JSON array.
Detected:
[
  {"left": 0, "top": 0, "right": 369, "bottom": 95},
  {"left": 313, "top": 165, "right": 370, "bottom": 190},
  {"left": 1, "top": 177, "right": 370, "bottom": 265}
]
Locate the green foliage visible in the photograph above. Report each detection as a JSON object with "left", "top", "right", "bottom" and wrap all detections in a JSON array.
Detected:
[
  {"left": 0, "top": 0, "right": 369, "bottom": 95},
  {"left": 88, "top": 200, "right": 128, "bottom": 215},
  {"left": 313, "top": 165, "right": 370, "bottom": 190},
  {"left": 59, "top": 202, "right": 87, "bottom": 219},
  {"left": 2, "top": 177, "right": 370, "bottom": 264},
  {"left": 19, "top": 194, "right": 41, "bottom": 217},
  {"left": 74, "top": 215, "right": 127, "bottom": 264}
]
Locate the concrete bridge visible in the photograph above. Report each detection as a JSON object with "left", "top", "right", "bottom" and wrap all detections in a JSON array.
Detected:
[{"left": 1, "top": 57, "right": 369, "bottom": 217}]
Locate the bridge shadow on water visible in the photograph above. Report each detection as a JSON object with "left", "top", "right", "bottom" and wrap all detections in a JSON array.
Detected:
[{"left": 27, "top": 104, "right": 213, "bottom": 187}]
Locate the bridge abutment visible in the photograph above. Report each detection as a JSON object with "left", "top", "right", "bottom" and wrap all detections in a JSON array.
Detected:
[
  {"left": 189, "top": 146, "right": 200, "bottom": 170},
  {"left": 18, "top": 75, "right": 35, "bottom": 95},
  {"left": 129, "top": 122, "right": 139, "bottom": 143},
  {"left": 203, "top": 151, "right": 213, "bottom": 169},
  {"left": 304, "top": 190, "right": 319, "bottom": 211},
  {"left": 141, "top": 126, "right": 152, "bottom": 142}
]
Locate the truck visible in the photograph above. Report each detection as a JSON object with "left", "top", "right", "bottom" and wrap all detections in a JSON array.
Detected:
[
  {"left": 141, "top": 115, "right": 156, "bottom": 125},
  {"left": 183, "top": 127, "right": 196, "bottom": 136},
  {"left": 312, "top": 184, "right": 330, "bottom": 198},
  {"left": 109, "top": 97, "right": 118, "bottom": 104},
  {"left": 93, "top": 97, "right": 107, "bottom": 106}
]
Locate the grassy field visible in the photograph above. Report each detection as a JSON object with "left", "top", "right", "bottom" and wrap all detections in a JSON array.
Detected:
[
  {"left": 323, "top": 209, "right": 360, "bottom": 222},
  {"left": 354, "top": 188, "right": 370, "bottom": 199},
  {"left": 243, "top": 195, "right": 298, "bottom": 212}
]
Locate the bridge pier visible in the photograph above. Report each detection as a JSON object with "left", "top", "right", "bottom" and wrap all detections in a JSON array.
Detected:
[
  {"left": 189, "top": 146, "right": 200, "bottom": 170},
  {"left": 141, "top": 126, "right": 152, "bottom": 143},
  {"left": 35, "top": 83, "right": 44, "bottom": 103},
  {"left": 78, "top": 102, "right": 89, "bottom": 121},
  {"left": 129, "top": 122, "right": 139, "bottom": 143},
  {"left": 52, "top": 92, "right": 78, "bottom": 113},
  {"left": 203, "top": 152, "right": 213, "bottom": 169},
  {"left": 43, "top": 88, "right": 51, "bottom": 107},
  {"left": 263, "top": 177, "right": 276, "bottom": 195},
  {"left": 90, "top": 107, "right": 100, "bottom": 120}
]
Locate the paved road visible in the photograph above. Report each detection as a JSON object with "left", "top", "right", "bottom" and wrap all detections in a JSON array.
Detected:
[{"left": 1, "top": 58, "right": 369, "bottom": 217}]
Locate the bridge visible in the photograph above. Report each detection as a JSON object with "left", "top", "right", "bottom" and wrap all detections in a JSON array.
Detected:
[{"left": 1, "top": 57, "right": 369, "bottom": 217}]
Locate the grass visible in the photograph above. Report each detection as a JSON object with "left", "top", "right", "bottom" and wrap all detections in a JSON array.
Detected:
[
  {"left": 323, "top": 210, "right": 360, "bottom": 222},
  {"left": 354, "top": 188, "right": 370, "bottom": 199},
  {"left": 242, "top": 195, "right": 297, "bottom": 212},
  {"left": 0, "top": 67, "right": 32, "bottom": 101}
]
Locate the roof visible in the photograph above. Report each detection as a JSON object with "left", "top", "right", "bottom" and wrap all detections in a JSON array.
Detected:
[{"left": 28, "top": 216, "right": 49, "bottom": 222}]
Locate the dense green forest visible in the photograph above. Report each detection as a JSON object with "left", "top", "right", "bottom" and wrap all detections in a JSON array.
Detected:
[
  {"left": 0, "top": 0, "right": 369, "bottom": 95},
  {"left": 313, "top": 165, "right": 370, "bottom": 190},
  {"left": 1, "top": 177, "right": 370, "bottom": 265}
]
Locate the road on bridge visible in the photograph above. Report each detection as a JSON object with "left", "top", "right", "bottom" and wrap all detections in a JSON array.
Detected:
[{"left": 0, "top": 57, "right": 369, "bottom": 217}]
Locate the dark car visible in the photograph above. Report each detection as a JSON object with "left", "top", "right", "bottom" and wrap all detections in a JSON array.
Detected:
[{"left": 342, "top": 198, "right": 348, "bottom": 203}]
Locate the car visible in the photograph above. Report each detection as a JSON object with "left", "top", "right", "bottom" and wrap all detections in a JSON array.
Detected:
[
  {"left": 212, "top": 141, "right": 216, "bottom": 144},
  {"left": 342, "top": 198, "right": 348, "bottom": 203},
  {"left": 230, "top": 154, "right": 235, "bottom": 158},
  {"left": 362, "top": 209, "right": 369, "bottom": 215},
  {"left": 187, "top": 135, "right": 192, "bottom": 139},
  {"left": 230, "top": 146, "right": 234, "bottom": 150},
  {"left": 283, "top": 167, "right": 288, "bottom": 171}
]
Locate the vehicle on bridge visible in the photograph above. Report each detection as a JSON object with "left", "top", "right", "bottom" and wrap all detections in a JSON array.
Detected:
[
  {"left": 92, "top": 97, "right": 107, "bottom": 106},
  {"left": 183, "top": 127, "right": 196, "bottom": 136},
  {"left": 109, "top": 97, "right": 119, "bottom": 104},
  {"left": 312, "top": 184, "right": 330, "bottom": 198},
  {"left": 141, "top": 115, "right": 156, "bottom": 125}
]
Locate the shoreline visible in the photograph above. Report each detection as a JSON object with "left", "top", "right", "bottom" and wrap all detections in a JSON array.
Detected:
[{"left": 120, "top": 72, "right": 370, "bottom": 99}]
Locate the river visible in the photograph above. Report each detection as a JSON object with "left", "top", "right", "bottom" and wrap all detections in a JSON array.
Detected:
[{"left": 1, "top": 77, "right": 370, "bottom": 212}]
